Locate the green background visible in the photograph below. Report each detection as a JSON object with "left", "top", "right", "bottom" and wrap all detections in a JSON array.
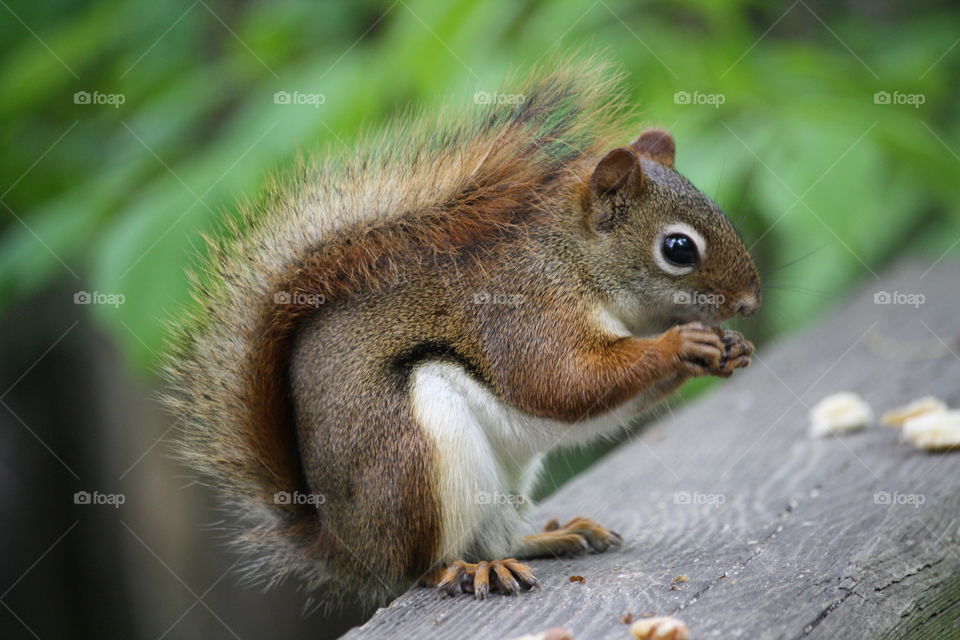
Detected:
[{"left": 4, "top": 0, "right": 959, "bottom": 368}]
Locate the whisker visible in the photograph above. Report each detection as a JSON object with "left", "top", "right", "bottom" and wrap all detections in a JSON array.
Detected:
[
  {"left": 714, "top": 156, "right": 727, "bottom": 200},
  {"left": 762, "top": 245, "right": 827, "bottom": 276},
  {"left": 763, "top": 284, "right": 830, "bottom": 300}
]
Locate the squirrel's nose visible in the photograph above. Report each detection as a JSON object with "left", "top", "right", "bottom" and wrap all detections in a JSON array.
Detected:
[{"left": 731, "top": 294, "right": 759, "bottom": 317}]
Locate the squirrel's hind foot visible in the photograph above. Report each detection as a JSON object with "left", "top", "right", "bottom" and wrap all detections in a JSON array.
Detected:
[
  {"left": 429, "top": 559, "right": 538, "bottom": 599},
  {"left": 517, "top": 516, "right": 623, "bottom": 558}
]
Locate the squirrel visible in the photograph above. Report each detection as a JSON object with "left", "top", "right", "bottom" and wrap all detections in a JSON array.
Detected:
[{"left": 165, "top": 57, "right": 761, "bottom": 605}]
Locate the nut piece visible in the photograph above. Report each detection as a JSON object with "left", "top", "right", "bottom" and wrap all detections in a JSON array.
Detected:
[
  {"left": 882, "top": 396, "right": 948, "bottom": 427},
  {"left": 630, "top": 616, "right": 689, "bottom": 640},
  {"left": 902, "top": 411, "right": 960, "bottom": 450},
  {"left": 809, "top": 392, "right": 873, "bottom": 437}
]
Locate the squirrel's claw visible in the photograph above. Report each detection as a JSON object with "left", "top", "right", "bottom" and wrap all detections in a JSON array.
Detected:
[
  {"left": 432, "top": 558, "right": 537, "bottom": 599},
  {"left": 434, "top": 560, "right": 468, "bottom": 596}
]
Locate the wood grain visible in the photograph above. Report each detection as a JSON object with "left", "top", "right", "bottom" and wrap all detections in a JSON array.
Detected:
[{"left": 343, "top": 259, "right": 960, "bottom": 640}]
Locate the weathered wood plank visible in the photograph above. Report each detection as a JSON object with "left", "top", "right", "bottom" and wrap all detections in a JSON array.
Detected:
[{"left": 344, "top": 258, "right": 960, "bottom": 640}]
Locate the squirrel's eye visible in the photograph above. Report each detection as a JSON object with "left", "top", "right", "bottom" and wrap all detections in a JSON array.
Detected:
[{"left": 661, "top": 233, "right": 698, "bottom": 267}]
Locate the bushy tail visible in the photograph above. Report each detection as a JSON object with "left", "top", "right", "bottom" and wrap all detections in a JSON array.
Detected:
[{"left": 163, "top": 54, "right": 633, "bottom": 600}]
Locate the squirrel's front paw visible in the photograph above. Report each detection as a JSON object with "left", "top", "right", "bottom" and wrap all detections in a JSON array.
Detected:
[
  {"left": 663, "top": 321, "right": 725, "bottom": 376},
  {"left": 433, "top": 559, "right": 538, "bottom": 599},
  {"left": 710, "top": 329, "right": 754, "bottom": 378}
]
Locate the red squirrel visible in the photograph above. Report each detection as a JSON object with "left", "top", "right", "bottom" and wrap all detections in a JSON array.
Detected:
[{"left": 166, "top": 58, "right": 760, "bottom": 604}]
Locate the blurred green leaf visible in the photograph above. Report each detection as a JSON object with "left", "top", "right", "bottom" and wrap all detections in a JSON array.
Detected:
[{"left": 1, "top": 0, "right": 959, "bottom": 373}]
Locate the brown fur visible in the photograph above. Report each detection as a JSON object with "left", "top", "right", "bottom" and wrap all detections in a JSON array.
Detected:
[{"left": 164, "top": 57, "right": 760, "bottom": 606}]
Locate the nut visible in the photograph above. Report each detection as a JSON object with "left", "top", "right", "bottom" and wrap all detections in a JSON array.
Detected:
[
  {"left": 809, "top": 392, "right": 873, "bottom": 437},
  {"left": 902, "top": 411, "right": 960, "bottom": 450},
  {"left": 881, "top": 396, "right": 948, "bottom": 427}
]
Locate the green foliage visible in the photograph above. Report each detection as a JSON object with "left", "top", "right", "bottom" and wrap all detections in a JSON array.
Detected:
[{"left": 1, "top": 0, "right": 959, "bottom": 369}]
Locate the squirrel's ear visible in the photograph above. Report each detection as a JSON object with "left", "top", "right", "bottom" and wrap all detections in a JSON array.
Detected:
[
  {"left": 631, "top": 129, "right": 675, "bottom": 168},
  {"left": 586, "top": 147, "right": 643, "bottom": 231},
  {"left": 589, "top": 147, "right": 643, "bottom": 196}
]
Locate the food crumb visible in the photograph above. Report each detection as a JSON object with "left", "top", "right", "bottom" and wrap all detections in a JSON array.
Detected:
[
  {"left": 620, "top": 613, "right": 634, "bottom": 624},
  {"left": 630, "top": 616, "right": 689, "bottom": 640}
]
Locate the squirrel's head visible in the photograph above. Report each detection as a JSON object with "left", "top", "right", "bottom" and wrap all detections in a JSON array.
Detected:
[{"left": 579, "top": 129, "right": 761, "bottom": 328}]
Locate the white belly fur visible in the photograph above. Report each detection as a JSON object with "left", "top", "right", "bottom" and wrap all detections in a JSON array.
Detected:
[{"left": 410, "top": 360, "right": 649, "bottom": 563}]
